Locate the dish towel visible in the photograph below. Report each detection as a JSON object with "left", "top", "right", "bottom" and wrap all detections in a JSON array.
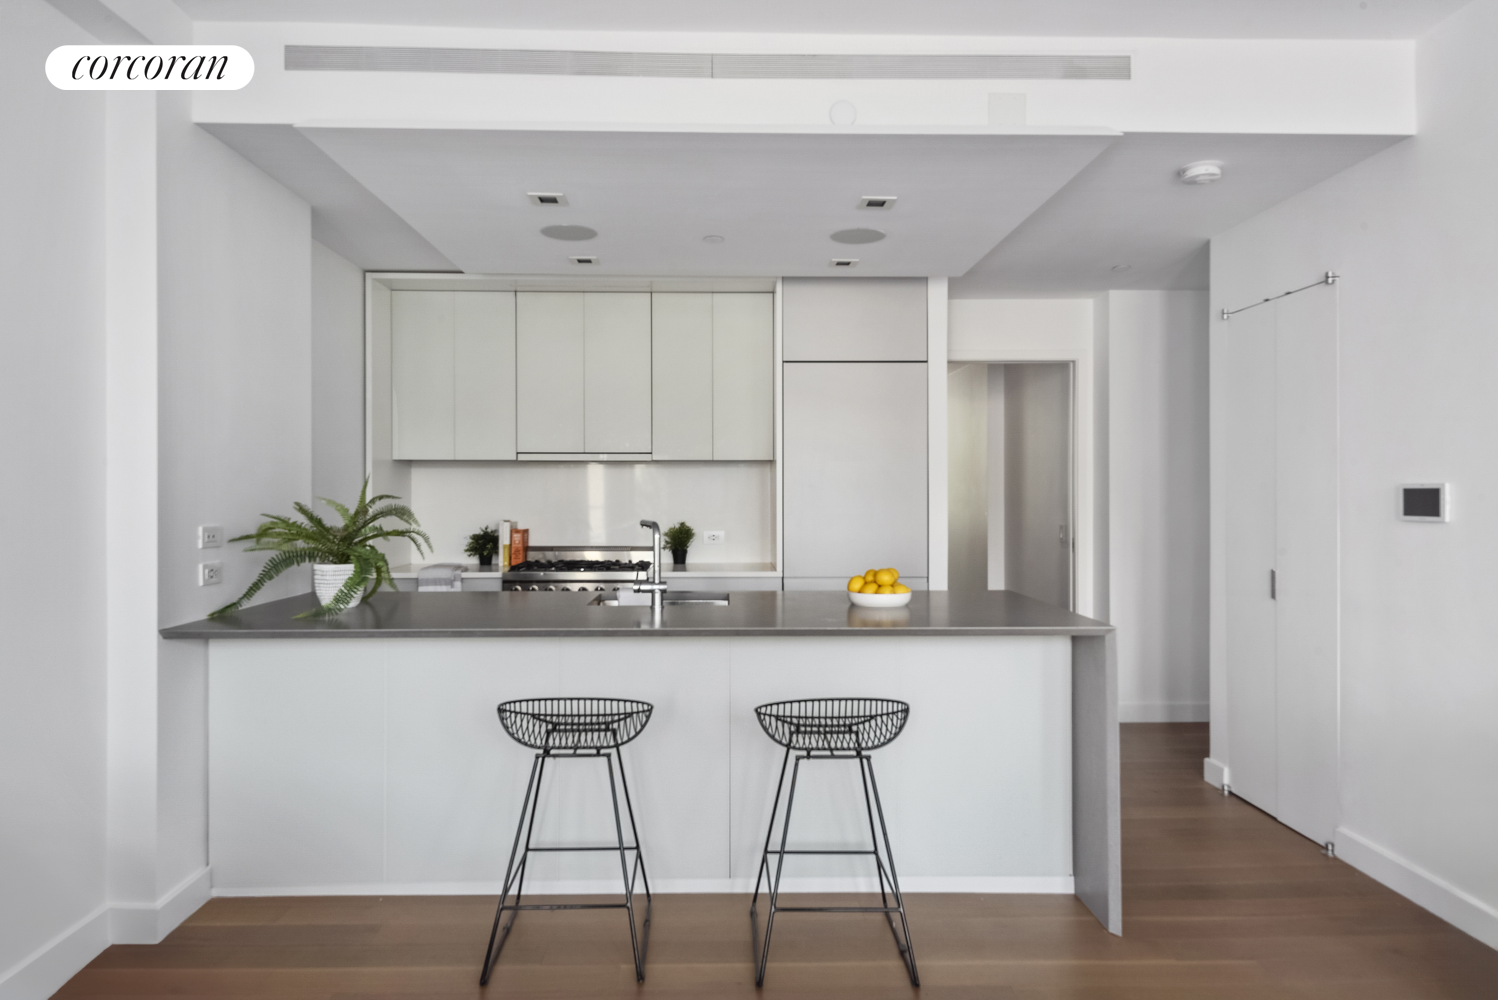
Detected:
[{"left": 417, "top": 563, "right": 464, "bottom": 592}]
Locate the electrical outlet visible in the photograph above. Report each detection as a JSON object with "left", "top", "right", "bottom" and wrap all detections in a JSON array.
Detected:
[
  {"left": 704, "top": 530, "right": 726, "bottom": 545},
  {"left": 199, "top": 561, "right": 222, "bottom": 586},
  {"left": 198, "top": 524, "right": 223, "bottom": 549}
]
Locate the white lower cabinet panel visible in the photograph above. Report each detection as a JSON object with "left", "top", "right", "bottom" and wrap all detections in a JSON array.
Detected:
[{"left": 208, "top": 635, "right": 1073, "bottom": 893}]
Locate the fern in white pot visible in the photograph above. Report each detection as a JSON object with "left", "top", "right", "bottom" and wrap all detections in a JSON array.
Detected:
[{"left": 210, "top": 479, "right": 431, "bottom": 619}]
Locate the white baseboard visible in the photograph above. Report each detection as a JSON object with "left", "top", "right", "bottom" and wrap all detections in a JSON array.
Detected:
[
  {"left": 1119, "top": 701, "right": 1209, "bottom": 723},
  {"left": 1203, "top": 757, "right": 1229, "bottom": 789},
  {"left": 214, "top": 875, "right": 1074, "bottom": 897},
  {"left": 0, "top": 904, "right": 108, "bottom": 1000},
  {"left": 110, "top": 866, "right": 213, "bottom": 945},
  {"left": 1335, "top": 826, "right": 1498, "bottom": 950}
]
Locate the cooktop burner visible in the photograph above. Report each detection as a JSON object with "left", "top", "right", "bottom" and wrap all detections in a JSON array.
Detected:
[{"left": 509, "top": 559, "right": 651, "bottom": 573}]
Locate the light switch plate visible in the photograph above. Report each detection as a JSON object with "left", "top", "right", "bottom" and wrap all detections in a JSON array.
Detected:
[
  {"left": 198, "top": 524, "right": 223, "bottom": 548},
  {"left": 199, "top": 561, "right": 223, "bottom": 586},
  {"left": 704, "top": 530, "right": 726, "bottom": 545}
]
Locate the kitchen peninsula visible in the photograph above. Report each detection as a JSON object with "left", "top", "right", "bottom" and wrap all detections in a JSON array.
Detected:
[{"left": 162, "top": 590, "right": 1119, "bottom": 935}]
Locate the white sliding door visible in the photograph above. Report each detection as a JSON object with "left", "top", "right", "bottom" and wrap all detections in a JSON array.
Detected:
[{"left": 1223, "top": 282, "right": 1340, "bottom": 845}]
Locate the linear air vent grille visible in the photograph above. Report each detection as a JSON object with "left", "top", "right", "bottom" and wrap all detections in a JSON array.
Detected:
[{"left": 284, "top": 46, "right": 1129, "bottom": 81}]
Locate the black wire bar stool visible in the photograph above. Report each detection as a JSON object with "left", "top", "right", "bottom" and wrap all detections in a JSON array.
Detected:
[
  {"left": 479, "top": 698, "right": 654, "bottom": 986},
  {"left": 749, "top": 698, "right": 919, "bottom": 987}
]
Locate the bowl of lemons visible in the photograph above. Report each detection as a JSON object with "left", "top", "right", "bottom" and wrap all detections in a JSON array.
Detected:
[{"left": 847, "top": 567, "right": 912, "bottom": 607}]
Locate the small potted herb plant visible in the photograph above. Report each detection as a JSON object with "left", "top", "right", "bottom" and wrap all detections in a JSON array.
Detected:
[
  {"left": 465, "top": 524, "right": 502, "bottom": 567},
  {"left": 664, "top": 521, "right": 695, "bottom": 567},
  {"left": 210, "top": 479, "right": 431, "bottom": 619}
]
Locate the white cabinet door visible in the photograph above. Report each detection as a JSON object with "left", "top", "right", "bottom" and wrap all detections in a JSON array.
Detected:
[
  {"left": 783, "top": 362, "right": 927, "bottom": 584},
  {"left": 652, "top": 293, "right": 714, "bottom": 460},
  {"left": 391, "top": 291, "right": 454, "bottom": 459},
  {"left": 1225, "top": 304, "right": 1279, "bottom": 814},
  {"left": 516, "top": 292, "right": 585, "bottom": 453},
  {"left": 782, "top": 278, "right": 926, "bottom": 361},
  {"left": 453, "top": 292, "right": 516, "bottom": 460},
  {"left": 713, "top": 293, "right": 774, "bottom": 460},
  {"left": 584, "top": 293, "right": 652, "bottom": 453}
]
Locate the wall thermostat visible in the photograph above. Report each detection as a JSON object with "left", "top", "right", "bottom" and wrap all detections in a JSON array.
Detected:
[{"left": 1400, "top": 483, "right": 1449, "bottom": 522}]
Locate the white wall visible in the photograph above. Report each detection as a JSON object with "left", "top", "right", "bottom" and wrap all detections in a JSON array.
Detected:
[
  {"left": 311, "top": 240, "right": 366, "bottom": 506},
  {"left": 1107, "top": 292, "right": 1209, "bottom": 723},
  {"left": 409, "top": 462, "right": 775, "bottom": 565},
  {"left": 151, "top": 78, "right": 314, "bottom": 921},
  {"left": 986, "top": 365, "right": 1007, "bottom": 589},
  {"left": 1210, "top": 0, "right": 1498, "bottom": 948},
  {"left": 0, "top": 2, "right": 110, "bottom": 993},
  {"left": 946, "top": 363, "right": 988, "bottom": 591}
]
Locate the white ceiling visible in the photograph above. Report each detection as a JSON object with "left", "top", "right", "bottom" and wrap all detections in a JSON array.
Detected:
[
  {"left": 206, "top": 123, "right": 1408, "bottom": 288},
  {"left": 292, "top": 126, "right": 1118, "bottom": 277},
  {"left": 950, "top": 132, "right": 1406, "bottom": 296},
  {"left": 171, "top": 0, "right": 1468, "bottom": 39}
]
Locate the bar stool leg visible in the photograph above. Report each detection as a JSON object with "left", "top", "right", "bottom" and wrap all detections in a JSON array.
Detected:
[
  {"left": 613, "top": 747, "right": 653, "bottom": 970},
  {"left": 755, "top": 751, "right": 805, "bottom": 987},
  {"left": 861, "top": 754, "right": 920, "bottom": 986},
  {"left": 605, "top": 751, "right": 650, "bottom": 982},
  {"left": 480, "top": 751, "right": 548, "bottom": 986}
]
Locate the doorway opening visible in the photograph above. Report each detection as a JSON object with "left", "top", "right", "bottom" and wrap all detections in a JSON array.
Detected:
[{"left": 948, "top": 362, "right": 1075, "bottom": 609}]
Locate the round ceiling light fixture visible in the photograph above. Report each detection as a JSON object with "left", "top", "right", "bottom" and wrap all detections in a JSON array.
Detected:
[
  {"left": 831, "top": 228, "right": 886, "bottom": 244},
  {"left": 703, "top": 235, "right": 725, "bottom": 244},
  {"left": 829, "top": 100, "right": 858, "bottom": 125},
  {"left": 1178, "top": 161, "right": 1224, "bottom": 185},
  {"left": 541, "top": 224, "right": 598, "bottom": 241}
]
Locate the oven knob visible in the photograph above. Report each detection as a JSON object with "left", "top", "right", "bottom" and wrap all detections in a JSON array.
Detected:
[
  {"left": 527, "top": 585, "right": 540, "bottom": 591},
  {"left": 545, "top": 585, "right": 557, "bottom": 591},
  {"left": 595, "top": 586, "right": 605, "bottom": 592}
]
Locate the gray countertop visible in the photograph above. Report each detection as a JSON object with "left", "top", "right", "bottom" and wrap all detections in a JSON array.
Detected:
[{"left": 160, "top": 590, "right": 1112, "bottom": 639}]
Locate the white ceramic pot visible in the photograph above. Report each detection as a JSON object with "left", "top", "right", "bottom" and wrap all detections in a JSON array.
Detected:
[{"left": 313, "top": 562, "right": 358, "bottom": 607}]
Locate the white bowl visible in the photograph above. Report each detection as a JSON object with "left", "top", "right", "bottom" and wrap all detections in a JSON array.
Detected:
[{"left": 848, "top": 590, "right": 913, "bottom": 608}]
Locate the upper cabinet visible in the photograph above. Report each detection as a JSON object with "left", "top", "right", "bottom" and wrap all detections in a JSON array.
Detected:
[
  {"left": 782, "top": 278, "right": 926, "bottom": 361},
  {"left": 392, "top": 287, "right": 772, "bottom": 462},
  {"left": 515, "top": 292, "right": 586, "bottom": 453},
  {"left": 584, "top": 293, "right": 652, "bottom": 454},
  {"left": 392, "top": 290, "right": 516, "bottom": 460},
  {"left": 650, "top": 292, "right": 774, "bottom": 461},
  {"left": 712, "top": 293, "right": 774, "bottom": 460},
  {"left": 515, "top": 291, "right": 652, "bottom": 456}
]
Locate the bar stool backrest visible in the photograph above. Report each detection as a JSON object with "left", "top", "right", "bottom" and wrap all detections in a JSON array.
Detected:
[
  {"left": 498, "top": 697, "right": 653, "bottom": 750},
  {"left": 754, "top": 698, "right": 909, "bottom": 751}
]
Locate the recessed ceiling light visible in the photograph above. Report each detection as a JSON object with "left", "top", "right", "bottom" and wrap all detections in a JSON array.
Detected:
[
  {"left": 542, "top": 225, "right": 597, "bottom": 241},
  {"left": 1111, "top": 263, "right": 1133, "bottom": 272},
  {"left": 703, "top": 235, "right": 725, "bottom": 244},
  {"left": 570, "top": 255, "right": 598, "bottom": 264},
  {"left": 829, "top": 258, "right": 859, "bottom": 268},
  {"left": 831, "top": 228, "right": 885, "bottom": 244},
  {"left": 1178, "top": 161, "right": 1224, "bottom": 185},
  {"left": 527, "top": 192, "right": 568, "bottom": 206},
  {"left": 829, "top": 100, "right": 857, "bottom": 125},
  {"left": 859, "top": 196, "right": 897, "bottom": 210}
]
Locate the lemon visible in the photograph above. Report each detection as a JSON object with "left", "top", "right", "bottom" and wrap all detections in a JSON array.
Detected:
[
  {"left": 876, "top": 585, "right": 894, "bottom": 594},
  {"left": 892, "top": 583, "right": 911, "bottom": 594},
  {"left": 874, "top": 568, "right": 898, "bottom": 587},
  {"left": 863, "top": 569, "right": 878, "bottom": 583},
  {"left": 860, "top": 581, "right": 881, "bottom": 594},
  {"left": 847, "top": 576, "right": 865, "bottom": 592}
]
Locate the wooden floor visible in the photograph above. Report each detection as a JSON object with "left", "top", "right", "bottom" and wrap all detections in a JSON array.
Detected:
[{"left": 56, "top": 724, "right": 1498, "bottom": 999}]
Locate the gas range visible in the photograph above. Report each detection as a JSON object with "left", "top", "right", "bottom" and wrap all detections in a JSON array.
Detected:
[{"left": 502, "top": 546, "right": 653, "bottom": 592}]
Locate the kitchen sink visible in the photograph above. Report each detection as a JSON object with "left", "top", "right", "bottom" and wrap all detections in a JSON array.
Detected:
[{"left": 589, "top": 592, "right": 730, "bottom": 606}]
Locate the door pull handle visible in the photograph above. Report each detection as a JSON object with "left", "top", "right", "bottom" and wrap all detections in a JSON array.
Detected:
[{"left": 1270, "top": 569, "right": 1277, "bottom": 600}]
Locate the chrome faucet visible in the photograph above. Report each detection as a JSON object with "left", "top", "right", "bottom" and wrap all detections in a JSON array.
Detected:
[{"left": 634, "top": 520, "right": 668, "bottom": 618}]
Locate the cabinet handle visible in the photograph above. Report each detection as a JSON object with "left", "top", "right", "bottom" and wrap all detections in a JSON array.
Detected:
[{"left": 1270, "top": 569, "right": 1277, "bottom": 600}]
